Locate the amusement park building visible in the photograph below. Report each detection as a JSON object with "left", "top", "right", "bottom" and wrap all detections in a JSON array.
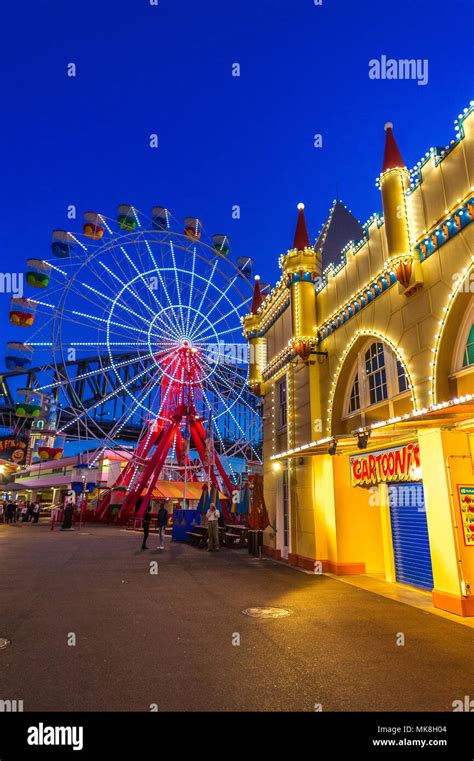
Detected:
[{"left": 243, "top": 104, "right": 474, "bottom": 617}]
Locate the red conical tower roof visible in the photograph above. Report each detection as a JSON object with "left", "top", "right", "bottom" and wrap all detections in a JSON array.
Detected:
[
  {"left": 382, "top": 122, "right": 405, "bottom": 172},
  {"left": 293, "top": 203, "right": 311, "bottom": 250},
  {"left": 251, "top": 275, "right": 263, "bottom": 314}
]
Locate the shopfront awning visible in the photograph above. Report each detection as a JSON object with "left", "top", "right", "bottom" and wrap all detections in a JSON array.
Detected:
[
  {"left": 146, "top": 481, "right": 227, "bottom": 500},
  {"left": 11, "top": 475, "right": 72, "bottom": 489},
  {"left": 271, "top": 396, "right": 474, "bottom": 460}
]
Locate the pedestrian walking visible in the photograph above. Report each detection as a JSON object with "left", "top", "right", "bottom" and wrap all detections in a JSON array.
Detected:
[
  {"left": 21, "top": 504, "right": 28, "bottom": 522},
  {"left": 32, "top": 501, "right": 41, "bottom": 523},
  {"left": 206, "top": 502, "right": 220, "bottom": 552},
  {"left": 0, "top": 501, "right": 4, "bottom": 524},
  {"left": 6, "top": 502, "right": 14, "bottom": 524},
  {"left": 156, "top": 504, "right": 168, "bottom": 549},
  {"left": 26, "top": 501, "right": 33, "bottom": 522},
  {"left": 141, "top": 504, "right": 151, "bottom": 550}
]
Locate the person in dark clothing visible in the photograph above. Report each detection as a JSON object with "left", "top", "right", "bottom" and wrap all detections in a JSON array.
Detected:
[
  {"left": 156, "top": 504, "right": 168, "bottom": 549},
  {"left": 141, "top": 504, "right": 151, "bottom": 550},
  {"left": 32, "top": 502, "right": 41, "bottom": 523}
]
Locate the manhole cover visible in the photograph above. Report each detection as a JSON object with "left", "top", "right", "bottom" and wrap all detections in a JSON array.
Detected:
[
  {"left": 0, "top": 638, "right": 11, "bottom": 649},
  {"left": 242, "top": 607, "right": 291, "bottom": 619}
]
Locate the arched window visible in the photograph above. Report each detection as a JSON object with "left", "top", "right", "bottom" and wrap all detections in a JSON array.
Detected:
[
  {"left": 462, "top": 324, "right": 474, "bottom": 367},
  {"left": 345, "top": 340, "right": 409, "bottom": 415}
]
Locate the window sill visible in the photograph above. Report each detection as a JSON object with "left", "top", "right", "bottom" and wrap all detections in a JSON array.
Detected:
[
  {"left": 341, "top": 391, "right": 411, "bottom": 421},
  {"left": 449, "top": 365, "right": 474, "bottom": 380}
]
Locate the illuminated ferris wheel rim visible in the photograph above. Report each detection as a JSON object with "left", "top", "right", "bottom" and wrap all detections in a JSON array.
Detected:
[
  {"left": 8, "top": 205, "right": 262, "bottom": 467},
  {"left": 47, "top": 214, "right": 259, "bottom": 460}
]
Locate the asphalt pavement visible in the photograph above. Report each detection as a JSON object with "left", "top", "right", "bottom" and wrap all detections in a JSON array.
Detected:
[{"left": 0, "top": 522, "right": 472, "bottom": 712}]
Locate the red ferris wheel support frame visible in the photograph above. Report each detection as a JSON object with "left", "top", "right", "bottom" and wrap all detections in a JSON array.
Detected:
[{"left": 98, "top": 344, "right": 234, "bottom": 523}]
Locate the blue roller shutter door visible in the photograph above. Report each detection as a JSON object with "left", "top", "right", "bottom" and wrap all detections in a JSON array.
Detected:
[{"left": 388, "top": 483, "right": 434, "bottom": 591}]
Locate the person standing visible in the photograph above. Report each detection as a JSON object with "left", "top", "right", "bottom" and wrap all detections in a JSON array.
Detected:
[
  {"left": 32, "top": 501, "right": 41, "bottom": 523},
  {"left": 141, "top": 505, "right": 151, "bottom": 550},
  {"left": 206, "top": 502, "right": 220, "bottom": 552},
  {"left": 156, "top": 504, "right": 168, "bottom": 550}
]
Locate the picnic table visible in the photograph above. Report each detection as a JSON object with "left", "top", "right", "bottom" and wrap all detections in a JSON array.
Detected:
[
  {"left": 185, "top": 523, "right": 209, "bottom": 548},
  {"left": 224, "top": 524, "right": 249, "bottom": 547},
  {"left": 186, "top": 522, "right": 232, "bottom": 548}
]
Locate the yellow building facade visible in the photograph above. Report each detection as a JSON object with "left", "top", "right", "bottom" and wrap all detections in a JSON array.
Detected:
[{"left": 243, "top": 104, "right": 474, "bottom": 616}]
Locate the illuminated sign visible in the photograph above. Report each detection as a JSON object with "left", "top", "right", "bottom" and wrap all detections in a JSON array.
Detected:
[
  {"left": 351, "top": 442, "right": 421, "bottom": 486},
  {"left": 0, "top": 436, "right": 28, "bottom": 465},
  {"left": 457, "top": 486, "right": 474, "bottom": 547}
]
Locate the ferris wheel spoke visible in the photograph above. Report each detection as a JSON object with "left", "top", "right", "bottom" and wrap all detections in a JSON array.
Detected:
[
  {"left": 98, "top": 261, "right": 157, "bottom": 320},
  {"left": 70, "top": 309, "right": 150, "bottom": 338},
  {"left": 80, "top": 281, "right": 152, "bottom": 331},
  {"left": 192, "top": 305, "right": 242, "bottom": 341},
  {"left": 146, "top": 264, "right": 183, "bottom": 337},
  {"left": 196, "top": 276, "right": 238, "bottom": 330},
  {"left": 36, "top": 349, "right": 166, "bottom": 392},
  {"left": 198, "top": 368, "right": 261, "bottom": 461},
  {"left": 122, "top": 248, "right": 159, "bottom": 300},
  {"left": 50, "top": 257, "right": 151, "bottom": 335},
  {"left": 200, "top": 357, "right": 253, "bottom": 414},
  {"left": 194, "top": 324, "right": 243, "bottom": 345},
  {"left": 49, "top": 273, "right": 154, "bottom": 342},
  {"left": 185, "top": 247, "right": 197, "bottom": 334},
  {"left": 200, "top": 372, "right": 246, "bottom": 431},
  {"left": 90, "top": 371, "right": 163, "bottom": 465},
  {"left": 150, "top": 308, "right": 183, "bottom": 341},
  {"left": 169, "top": 239, "right": 186, "bottom": 335},
  {"left": 59, "top": 312, "right": 150, "bottom": 343},
  {"left": 57, "top": 357, "right": 165, "bottom": 434},
  {"left": 188, "top": 259, "right": 218, "bottom": 336}
]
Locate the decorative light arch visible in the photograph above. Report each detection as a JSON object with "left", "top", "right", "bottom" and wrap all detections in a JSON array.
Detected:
[
  {"left": 326, "top": 330, "right": 416, "bottom": 435},
  {"left": 431, "top": 259, "right": 474, "bottom": 402}
]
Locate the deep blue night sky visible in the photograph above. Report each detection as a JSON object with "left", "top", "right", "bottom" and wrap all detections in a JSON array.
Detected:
[{"left": 1, "top": 0, "right": 472, "bottom": 301}]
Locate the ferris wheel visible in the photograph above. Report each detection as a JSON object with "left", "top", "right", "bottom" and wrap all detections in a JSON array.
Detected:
[{"left": 6, "top": 205, "right": 262, "bottom": 482}]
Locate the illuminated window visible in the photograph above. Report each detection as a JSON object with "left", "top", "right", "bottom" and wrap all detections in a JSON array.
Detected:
[
  {"left": 276, "top": 377, "right": 287, "bottom": 430},
  {"left": 365, "top": 342, "right": 387, "bottom": 404},
  {"left": 397, "top": 359, "right": 409, "bottom": 392},
  {"left": 348, "top": 376, "right": 360, "bottom": 413},
  {"left": 463, "top": 324, "right": 474, "bottom": 367},
  {"left": 345, "top": 340, "right": 410, "bottom": 417}
]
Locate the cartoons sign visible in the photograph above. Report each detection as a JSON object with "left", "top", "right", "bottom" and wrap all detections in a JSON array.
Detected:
[{"left": 351, "top": 442, "right": 421, "bottom": 486}]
